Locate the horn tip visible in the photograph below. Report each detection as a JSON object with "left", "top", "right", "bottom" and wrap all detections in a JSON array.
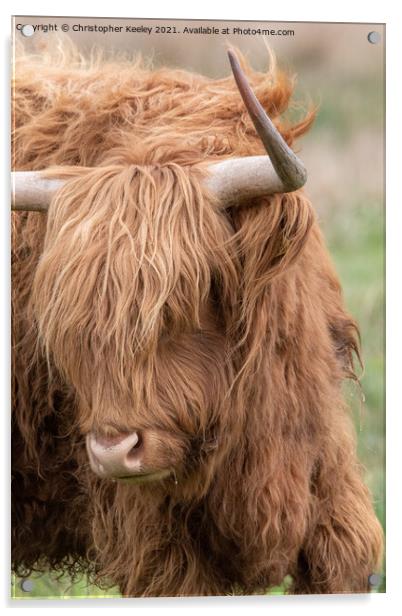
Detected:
[{"left": 227, "top": 49, "right": 238, "bottom": 70}]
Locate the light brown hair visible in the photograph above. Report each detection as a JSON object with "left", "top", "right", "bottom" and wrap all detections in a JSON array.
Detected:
[{"left": 12, "top": 41, "right": 383, "bottom": 596}]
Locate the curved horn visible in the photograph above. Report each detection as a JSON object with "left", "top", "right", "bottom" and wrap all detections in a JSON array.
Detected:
[
  {"left": 206, "top": 50, "right": 307, "bottom": 205},
  {"left": 11, "top": 171, "right": 65, "bottom": 212},
  {"left": 11, "top": 53, "right": 307, "bottom": 212}
]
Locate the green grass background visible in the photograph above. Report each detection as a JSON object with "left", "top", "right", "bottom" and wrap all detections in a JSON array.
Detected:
[{"left": 12, "top": 23, "right": 385, "bottom": 599}]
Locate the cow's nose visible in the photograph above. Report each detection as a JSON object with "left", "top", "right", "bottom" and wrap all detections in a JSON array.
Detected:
[{"left": 86, "top": 431, "right": 143, "bottom": 479}]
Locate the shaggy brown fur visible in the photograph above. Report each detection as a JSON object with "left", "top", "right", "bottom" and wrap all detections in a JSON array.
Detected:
[{"left": 12, "top": 42, "right": 383, "bottom": 596}]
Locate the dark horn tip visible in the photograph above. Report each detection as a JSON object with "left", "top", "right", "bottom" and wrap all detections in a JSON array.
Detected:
[
  {"left": 227, "top": 49, "right": 236, "bottom": 62},
  {"left": 227, "top": 49, "right": 240, "bottom": 72}
]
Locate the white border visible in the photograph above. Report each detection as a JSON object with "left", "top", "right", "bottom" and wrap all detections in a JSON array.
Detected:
[{"left": 2, "top": 1, "right": 401, "bottom": 614}]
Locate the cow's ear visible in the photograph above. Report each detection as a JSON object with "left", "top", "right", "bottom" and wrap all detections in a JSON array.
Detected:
[
  {"left": 319, "top": 263, "right": 362, "bottom": 382},
  {"left": 328, "top": 312, "right": 362, "bottom": 381},
  {"left": 229, "top": 191, "right": 314, "bottom": 290}
]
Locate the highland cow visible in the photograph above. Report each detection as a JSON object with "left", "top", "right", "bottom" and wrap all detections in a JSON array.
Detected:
[{"left": 11, "top": 43, "right": 383, "bottom": 597}]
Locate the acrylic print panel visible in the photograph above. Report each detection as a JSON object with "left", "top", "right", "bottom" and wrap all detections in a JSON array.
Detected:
[{"left": 11, "top": 16, "right": 385, "bottom": 598}]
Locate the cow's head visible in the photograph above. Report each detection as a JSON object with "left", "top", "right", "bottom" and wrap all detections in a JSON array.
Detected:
[{"left": 15, "top": 51, "right": 312, "bottom": 490}]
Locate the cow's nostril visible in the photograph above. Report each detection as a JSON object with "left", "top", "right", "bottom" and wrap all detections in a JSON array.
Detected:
[{"left": 126, "top": 433, "right": 143, "bottom": 459}]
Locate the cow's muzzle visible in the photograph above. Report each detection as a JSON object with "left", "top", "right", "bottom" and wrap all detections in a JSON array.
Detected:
[{"left": 85, "top": 431, "right": 171, "bottom": 483}]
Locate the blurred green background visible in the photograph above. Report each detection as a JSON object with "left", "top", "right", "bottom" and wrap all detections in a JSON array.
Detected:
[{"left": 12, "top": 18, "right": 385, "bottom": 598}]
